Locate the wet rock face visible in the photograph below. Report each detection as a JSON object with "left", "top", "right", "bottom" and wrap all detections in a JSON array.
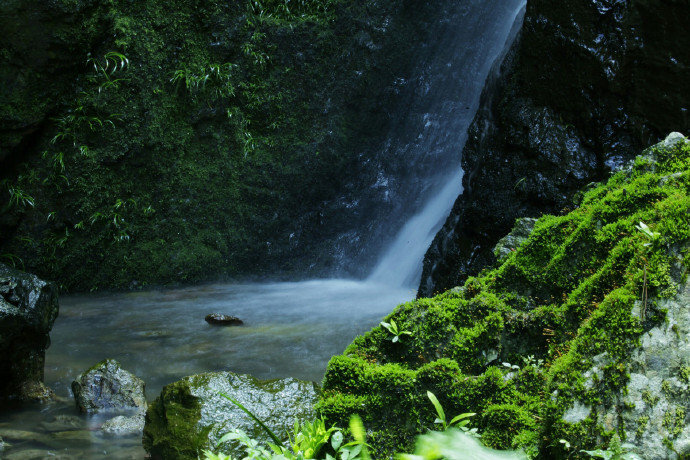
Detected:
[
  {"left": 420, "top": 0, "right": 690, "bottom": 297},
  {"left": 143, "top": 372, "right": 319, "bottom": 459},
  {"left": 0, "top": 263, "right": 59, "bottom": 401},
  {"left": 71, "top": 359, "right": 146, "bottom": 414}
]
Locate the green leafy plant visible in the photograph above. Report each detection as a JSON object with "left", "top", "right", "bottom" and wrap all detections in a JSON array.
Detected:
[
  {"left": 635, "top": 221, "right": 660, "bottom": 247},
  {"left": 86, "top": 51, "right": 130, "bottom": 93},
  {"left": 398, "top": 429, "right": 527, "bottom": 460},
  {"left": 581, "top": 436, "right": 640, "bottom": 460},
  {"left": 502, "top": 362, "right": 520, "bottom": 371},
  {"left": 287, "top": 418, "right": 338, "bottom": 458},
  {"left": 521, "top": 355, "right": 544, "bottom": 369},
  {"left": 171, "top": 63, "right": 237, "bottom": 99},
  {"left": 4, "top": 184, "right": 35, "bottom": 210},
  {"left": 426, "top": 391, "right": 477, "bottom": 436},
  {"left": 380, "top": 319, "right": 413, "bottom": 343},
  {"left": 205, "top": 400, "right": 368, "bottom": 460},
  {"left": 635, "top": 221, "right": 661, "bottom": 320}
]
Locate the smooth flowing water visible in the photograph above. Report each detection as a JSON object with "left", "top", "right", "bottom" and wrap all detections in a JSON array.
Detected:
[
  {"left": 0, "top": 280, "right": 412, "bottom": 458},
  {"left": 368, "top": 0, "right": 526, "bottom": 287}
]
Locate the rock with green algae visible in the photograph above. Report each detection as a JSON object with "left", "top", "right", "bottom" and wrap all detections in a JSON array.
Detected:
[
  {"left": 493, "top": 217, "right": 538, "bottom": 264},
  {"left": 71, "top": 359, "right": 146, "bottom": 414},
  {"left": 319, "top": 134, "right": 690, "bottom": 458},
  {"left": 0, "top": 263, "right": 58, "bottom": 402},
  {"left": 143, "top": 372, "right": 319, "bottom": 460}
]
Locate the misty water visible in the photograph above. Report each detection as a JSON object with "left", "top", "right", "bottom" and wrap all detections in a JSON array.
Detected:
[
  {"left": 0, "top": 281, "right": 413, "bottom": 458},
  {"left": 0, "top": 0, "right": 527, "bottom": 457}
]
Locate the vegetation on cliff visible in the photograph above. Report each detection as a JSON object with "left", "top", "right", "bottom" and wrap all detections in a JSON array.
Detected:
[
  {"left": 0, "top": 0, "right": 436, "bottom": 291},
  {"left": 319, "top": 136, "right": 690, "bottom": 458}
]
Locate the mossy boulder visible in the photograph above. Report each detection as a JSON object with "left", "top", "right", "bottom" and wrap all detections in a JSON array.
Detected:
[
  {"left": 143, "top": 372, "right": 319, "bottom": 460},
  {"left": 0, "top": 263, "right": 58, "bottom": 401},
  {"left": 71, "top": 359, "right": 146, "bottom": 414},
  {"left": 319, "top": 135, "right": 690, "bottom": 458}
]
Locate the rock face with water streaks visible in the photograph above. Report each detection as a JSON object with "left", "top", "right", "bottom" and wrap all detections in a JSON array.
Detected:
[
  {"left": 71, "top": 359, "right": 146, "bottom": 414},
  {"left": 143, "top": 372, "right": 319, "bottom": 459},
  {"left": 0, "top": 263, "right": 58, "bottom": 401},
  {"left": 420, "top": 0, "right": 690, "bottom": 297}
]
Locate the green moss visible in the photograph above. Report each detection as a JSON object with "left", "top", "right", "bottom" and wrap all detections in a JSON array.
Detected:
[
  {"left": 636, "top": 416, "right": 649, "bottom": 439},
  {"left": 143, "top": 379, "right": 205, "bottom": 459},
  {"left": 319, "top": 138, "right": 690, "bottom": 457},
  {"left": 481, "top": 403, "right": 537, "bottom": 450},
  {"left": 662, "top": 407, "right": 686, "bottom": 438}
]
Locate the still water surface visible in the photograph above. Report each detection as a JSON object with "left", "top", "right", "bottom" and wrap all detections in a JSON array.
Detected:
[{"left": 0, "top": 280, "right": 412, "bottom": 459}]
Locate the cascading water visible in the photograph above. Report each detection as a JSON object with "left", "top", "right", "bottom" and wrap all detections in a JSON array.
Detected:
[{"left": 368, "top": 0, "right": 527, "bottom": 288}]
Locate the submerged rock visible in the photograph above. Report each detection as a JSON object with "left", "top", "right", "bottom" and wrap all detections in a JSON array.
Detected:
[
  {"left": 101, "top": 415, "right": 145, "bottom": 436},
  {"left": 0, "top": 263, "right": 59, "bottom": 402},
  {"left": 143, "top": 372, "right": 319, "bottom": 459},
  {"left": 205, "top": 314, "right": 243, "bottom": 326},
  {"left": 71, "top": 359, "right": 146, "bottom": 414}
]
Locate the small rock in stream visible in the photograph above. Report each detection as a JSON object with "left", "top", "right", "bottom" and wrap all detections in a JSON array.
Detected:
[
  {"left": 71, "top": 359, "right": 146, "bottom": 414},
  {"left": 205, "top": 313, "right": 243, "bottom": 326}
]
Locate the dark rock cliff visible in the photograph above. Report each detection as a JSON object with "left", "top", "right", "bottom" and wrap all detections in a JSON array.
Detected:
[{"left": 420, "top": 0, "right": 690, "bottom": 297}]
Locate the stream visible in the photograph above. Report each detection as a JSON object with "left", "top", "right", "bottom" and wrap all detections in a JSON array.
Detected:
[{"left": 0, "top": 280, "right": 412, "bottom": 459}]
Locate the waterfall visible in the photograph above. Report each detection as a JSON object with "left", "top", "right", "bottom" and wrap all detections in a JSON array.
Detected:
[{"left": 368, "top": 0, "right": 527, "bottom": 288}]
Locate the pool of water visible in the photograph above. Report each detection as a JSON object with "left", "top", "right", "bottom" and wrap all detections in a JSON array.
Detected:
[{"left": 0, "top": 279, "right": 413, "bottom": 459}]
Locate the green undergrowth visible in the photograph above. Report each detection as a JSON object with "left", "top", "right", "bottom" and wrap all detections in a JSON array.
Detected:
[
  {"left": 0, "top": 0, "right": 436, "bottom": 291},
  {"left": 318, "top": 137, "right": 690, "bottom": 458}
]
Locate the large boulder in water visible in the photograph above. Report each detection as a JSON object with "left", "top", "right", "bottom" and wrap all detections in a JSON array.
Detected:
[
  {"left": 71, "top": 359, "right": 146, "bottom": 414},
  {"left": 0, "top": 263, "right": 59, "bottom": 401},
  {"left": 143, "top": 372, "right": 319, "bottom": 459}
]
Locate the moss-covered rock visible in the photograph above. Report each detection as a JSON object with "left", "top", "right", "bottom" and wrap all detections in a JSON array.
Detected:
[
  {"left": 143, "top": 372, "right": 319, "bottom": 459},
  {"left": 0, "top": 263, "right": 58, "bottom": 401},
  {"left": 320, "top": 135, "right": 690, "bottom": 458}
]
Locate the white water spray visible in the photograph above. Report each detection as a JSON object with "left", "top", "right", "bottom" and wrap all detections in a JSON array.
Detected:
[{"left": 368, "top": 0, "right": 527, "bottom": 288}]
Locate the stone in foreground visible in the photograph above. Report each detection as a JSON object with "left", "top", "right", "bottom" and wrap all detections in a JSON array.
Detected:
[
  {"left": 0, "top": 263, "right": 59, "bottom": 401},
  {"left": 71, "top": 359, "right": 146, "bottom": 414},
  {"left": 143, "top": 372, "right": 319, "bottom": 459},
  {"left": 205, "top": 313, "right": 243, "bottom": 326}
]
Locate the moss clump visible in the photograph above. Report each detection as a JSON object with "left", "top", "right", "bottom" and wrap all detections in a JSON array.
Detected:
[{"left": 318, "top": 136, "right": 690, "bottom": 457}]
